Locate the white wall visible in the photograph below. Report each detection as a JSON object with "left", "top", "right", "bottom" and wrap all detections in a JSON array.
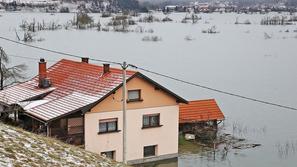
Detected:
[
  {"left": 85, "top": 111, "right": 123, "bottom": 162},
  {"left": 84, "top": 105, "right": 179, "bottom": 162}
]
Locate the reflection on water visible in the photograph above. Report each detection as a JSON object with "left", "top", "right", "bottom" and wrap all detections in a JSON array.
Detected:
[
  {"left": 133, "top": 158, "right": 178, "bottom": 167},
  {"left": 231, "top": 121, "right": 267, "bottom": 137},
  {"left": 276, "top": 140, "right": 297, "bottom": 159}
]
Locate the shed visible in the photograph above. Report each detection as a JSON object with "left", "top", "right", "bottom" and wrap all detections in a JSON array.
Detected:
[{"left": 179, "top": 99, "right": 224, "bottom": 133}]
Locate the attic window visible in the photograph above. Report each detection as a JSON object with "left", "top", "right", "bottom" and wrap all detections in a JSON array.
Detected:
[{"left": 127, "top": 89, "right": 142, "bottom": 102}]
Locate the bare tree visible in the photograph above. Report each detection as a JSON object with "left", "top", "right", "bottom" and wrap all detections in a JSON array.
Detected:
[{"left": 0, "top": 47, "right": 27, "bottom": 90}]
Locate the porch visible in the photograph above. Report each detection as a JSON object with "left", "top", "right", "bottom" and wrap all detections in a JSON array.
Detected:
[{"left": 20, "top": 111, "right": 85, "bottom": 145}]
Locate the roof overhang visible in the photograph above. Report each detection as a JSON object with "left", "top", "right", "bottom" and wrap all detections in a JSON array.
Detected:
[
  {"left": 135, "top": 72, "right": 188, "bottom": 104},
  {"left": 180, "top": 118, "right": 225, "bottom": 124}
]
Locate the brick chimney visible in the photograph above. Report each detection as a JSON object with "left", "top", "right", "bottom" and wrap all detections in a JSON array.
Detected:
[
  {"left": 39, "top": 58, "right": 47, "bottom": 83},
  {"left": 81, "top": 57, "right": 89, "bottom": 63},
  {"left": 103, "top": 64, "right": 110, "bottom": 74},
  {"left": 38, "top": 58, "right": 51, "bottom": 88}
]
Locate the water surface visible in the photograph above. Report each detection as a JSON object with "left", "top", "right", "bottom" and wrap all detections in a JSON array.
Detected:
[{"left": 0, "top": 12, "right": 297, "bottom": 167}]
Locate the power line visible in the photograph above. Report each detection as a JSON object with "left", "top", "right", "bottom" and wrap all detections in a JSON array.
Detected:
[
  {"left": 8, "top": 54, "right": 58, "bottom": 62},
  {"left": 129, "top": 64, "right": 297, "bottom": 111},
  {"left": 2, "top": 36, "right": 296, "bottom": 111},
  {"left": 0, "top": 36, "right": 122, "bottom": 65}
]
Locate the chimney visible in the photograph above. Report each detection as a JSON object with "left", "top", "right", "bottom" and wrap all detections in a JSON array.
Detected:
[
  {"left": 38, "top": 58, "right": 51, "bottom": 88},
  {"left": 39, "top": 58, "right": 47, "bottom": 83},
  {"left": 103, "top": 64, "right": 110, "bottom": 74},
  {"left": 81, "top": 57, "right": 89, "bottom": 63}
]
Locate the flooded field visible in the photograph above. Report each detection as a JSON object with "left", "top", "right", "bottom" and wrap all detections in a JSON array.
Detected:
[{"left": 1, "top": 12, "right": 297, "bottom": 167}]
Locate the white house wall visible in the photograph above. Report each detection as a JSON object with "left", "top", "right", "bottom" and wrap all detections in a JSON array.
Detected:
[{"left": 84, "top": 105, "right": 179, "bottom": 163}]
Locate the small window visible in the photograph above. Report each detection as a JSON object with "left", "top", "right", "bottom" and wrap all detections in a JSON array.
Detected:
[
  {"left": 127, "top": 90, "right": 141, "bottom": 102},
  {"left": 144, "top": 145, "right": 156, "bottom": 157},
  {"left": 143, "top": 114, "right": 160, "bottom": 128},
  {"left": 99, "top": 118, "right": 118, "bottom": 133},
  {"left": 67, "top": 117, "right": 83, "bottom": 135},
  {"left": 101, "top": 151, "right": 115, "bottom": 160}
]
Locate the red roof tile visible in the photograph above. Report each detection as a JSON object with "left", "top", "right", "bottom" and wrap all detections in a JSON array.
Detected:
[
  {"left": 0, "top": 59, "right": 136, "bottom": 121},
  {"left": 0, "top": 59, "right": 187, "bottom": 122},
  {"left": 179, "top": 99, "right": 225, "bottom": 123}
]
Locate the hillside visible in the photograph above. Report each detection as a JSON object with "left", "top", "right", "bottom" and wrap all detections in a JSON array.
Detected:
[{"left": 0, "top": 122, "right": 127, "bottom": 167}]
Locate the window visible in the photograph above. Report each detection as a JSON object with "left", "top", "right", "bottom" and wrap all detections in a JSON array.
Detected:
[
  {"left": 99, "top": 118, "right": 118, "bottom": 134},
  {"left": 67, "top": 117, "right": 83, "bottom": 135},
  {"left": 127, "top": 89, "right": 142, "bottom": 102},
  {"left": 101, "top": 151, "right": 115, "bottom": 160},
  {"left": 144, "top": 145, "right": 156, "bottom": 157},
  {"left": 142, "top": 114, "right": 160, "bottom": 128}
]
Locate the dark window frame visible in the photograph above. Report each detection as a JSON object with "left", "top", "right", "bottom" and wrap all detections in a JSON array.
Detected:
[
  {"left": 142, "top": 114, "right": 162, "bottom": 129},
  {"left": 101, "top": 150, "right": 115, "bottom": 160},
  {"left": 98, "top": 118, "right": 120, "bottom": 134},
  {"left": 127, "top": 89, "right": 143, "bottom": 102},
  {"left": 144, "top": 145, "right": 157, "bottom": 157}
]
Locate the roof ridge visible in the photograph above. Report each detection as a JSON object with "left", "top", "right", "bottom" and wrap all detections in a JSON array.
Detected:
[
  {"left": 188, "top": 99, "right": 216, "bottom": 102},
  {"left": 58, "top": 59, "right": 137, "bottom": 73}
]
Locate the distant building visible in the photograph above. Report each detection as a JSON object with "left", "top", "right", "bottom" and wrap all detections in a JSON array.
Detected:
[
  {"left": 164, "top": 5, "right": 177, "bottom": 12},
  {"left": 0, "top": 0, "right": 59, "bottom": 7},
  {"left": 197, "top": 3, "right": 210, "bottom": 12}
]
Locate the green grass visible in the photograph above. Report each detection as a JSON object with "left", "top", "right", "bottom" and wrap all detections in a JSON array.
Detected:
[{"left": 178, "top": 134, "right": 208, "bottom": 154}]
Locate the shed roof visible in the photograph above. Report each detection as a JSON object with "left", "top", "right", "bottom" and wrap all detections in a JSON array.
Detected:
[{"left": 179, "top": 99, "right": 225, "bottom": 123}]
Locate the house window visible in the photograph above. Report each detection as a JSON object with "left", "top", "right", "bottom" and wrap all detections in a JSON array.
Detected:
[
  {"left": 101, "top": 151, "right": 115, "bottom": 160},
  {"left": 127, "top": 89, "right": 141, "bottom": 102},
  {"left": 144, "top": 145, "right": 157, "bottom": 157},
  {"left": 67, "top": 117, "right": 83, "bottom": 135},
  {"left": 99, "top": 118, "right": 118, "bottom": 133},
  {"left": 143, "top": 114, "right": 160, "bottom": 128}
]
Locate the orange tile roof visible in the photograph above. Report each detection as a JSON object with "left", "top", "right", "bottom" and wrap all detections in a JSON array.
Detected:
[{"left": 179, "top": 99, "right": 225, "bottom": 123}]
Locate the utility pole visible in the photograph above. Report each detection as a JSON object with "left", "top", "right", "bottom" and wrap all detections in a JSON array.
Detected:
[
  {"left": 121, "top": 61, "right": 128, "bottom": 164},
  {"left": 0, "top": 47, "right": 3, "bottom": 90}
]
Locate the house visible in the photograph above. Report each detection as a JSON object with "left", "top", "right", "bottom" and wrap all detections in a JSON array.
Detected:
[
  {"left": 164, "top": 5, "right": 177, "bottom": 12},
  {"left": 196, "top": 3, "right": 210, "bottom": 13},
  {"left": 0, "top": 58, "right": 187, "bottom": 164},
  {"left": 179, "top": 99, "right": 224, "bottom": 133}
]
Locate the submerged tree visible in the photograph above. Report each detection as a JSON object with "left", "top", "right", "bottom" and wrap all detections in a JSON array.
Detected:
[
  {"left": 74, "top": 12, "right": 94, "bottom": 29},
  {"left": 0, "top": 47, "right": 27, "bottom": 90}
]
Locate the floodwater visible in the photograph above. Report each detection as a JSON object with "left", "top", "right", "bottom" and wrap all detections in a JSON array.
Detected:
[{"left": 0, "top": 12, "right": 297, "bottom": 167}]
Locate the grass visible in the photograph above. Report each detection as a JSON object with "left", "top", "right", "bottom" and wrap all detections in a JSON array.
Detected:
[
  {"left": 178, "top": 134, "right": 210, "bottom": 154},
  {"left": 0, "top": 122, "right": 129, "bottom": 167}
]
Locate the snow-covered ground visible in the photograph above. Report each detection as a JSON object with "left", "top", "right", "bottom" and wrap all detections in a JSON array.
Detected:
[
  {"left": 0, "top": 0, "right": 59, "bottom": 5},
  {"left": 0, "top": 122, "right": 126, "bottom": 167}
]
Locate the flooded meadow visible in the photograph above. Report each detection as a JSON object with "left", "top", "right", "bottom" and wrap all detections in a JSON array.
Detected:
[{"left": 0, "top": 11, "right": 297, "bottom": 167}]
